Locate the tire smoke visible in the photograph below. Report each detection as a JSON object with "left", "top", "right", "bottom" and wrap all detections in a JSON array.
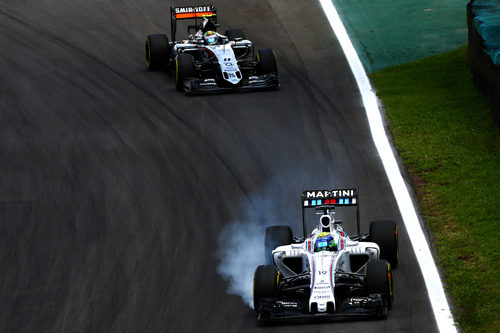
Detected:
[
  {"left": 215, "top": 171, "right": 310, "bottom": 308},
  {"left": 216, "top": 221, "right": 265, "bottom": 308}
]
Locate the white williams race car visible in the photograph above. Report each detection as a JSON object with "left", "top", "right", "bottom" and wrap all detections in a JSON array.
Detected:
[
  {"left": 145, "top": 5, "right": 279, "bottom": 94},
  {"left": 253, "top": 189, "right": 399, "bottom": 321}
]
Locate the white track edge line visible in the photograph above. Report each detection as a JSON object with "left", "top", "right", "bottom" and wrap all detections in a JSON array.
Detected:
[{"left": 318, "top": 1, "right": 457, "bottom": 332}]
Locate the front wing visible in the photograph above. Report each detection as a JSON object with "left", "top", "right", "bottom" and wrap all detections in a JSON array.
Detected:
[
  {"left": 256, "top": 294, "right": 388, "bottom": 321},
  {"left": 181, "top": 73, "right": 279, "bottom": 94}
]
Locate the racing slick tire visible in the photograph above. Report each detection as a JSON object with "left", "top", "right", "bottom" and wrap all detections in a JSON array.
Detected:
[
  {"left": 370, "top": 220, "right": 399, "bottom": 268},
  {"left": 175, "top": 53, "right": 196, "bottom": 91},
  {"left": 253, "top": 265, "right": 280, "bottom": 312},
  {"left": 225, "top": 29, "right": 247, "bottom": 40},
  {"left": 256, "top": 48, "right": 278, "bottom": 75},
  {"left": 145, "top": 34, "right": 169, "bottom": 71},
  {"left": 365, "top": 259, "right": 393, "bottom": 309},
  {"left": 265, "top": 226, "right": 293, "bottom": 265}
]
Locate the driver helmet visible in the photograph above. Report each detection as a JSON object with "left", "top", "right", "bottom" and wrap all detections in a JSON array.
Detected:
[
  {"left": 204, "top": 31, "right": 218, "bottom": 45},
  {"left": 314, "top": 232, "right": 337, "bottom": 252}
]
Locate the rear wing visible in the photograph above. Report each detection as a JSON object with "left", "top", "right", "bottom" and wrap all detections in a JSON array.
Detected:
[
  {"left": 301, "top": 189, "right": 360, "bottom": 238},
  {"left": 170, "top": 5, "right": 217, "bottom": 41}
]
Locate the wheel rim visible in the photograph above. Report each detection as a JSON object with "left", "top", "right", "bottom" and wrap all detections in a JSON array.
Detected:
[
  {"left": 145, "top": 40, "right": 151, "bottom": 67},
  {"left": 272, "top": 50, "right": 278, "bottom": 73},
  {"left": 387, "top": 263, "right": 393, "bottom": 306},
  {"left": 395, "top": 225, "right": 399, "bottom": 263},
  {"left": 175, "top": 57, "right": 179, "bottom": 86},
  {"left": 275, "top": 269, "right": 280, "bottom": 296}
]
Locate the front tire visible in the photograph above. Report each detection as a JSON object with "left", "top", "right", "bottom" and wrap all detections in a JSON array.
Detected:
[
  {"left": 264, "top": 226, "right": 293, "bottom": 265},
  {"left": 175, "top": 53, "right": 196, "bottom": 91},
  {"left": 145, "top": 34, "right": 169, "bottom": 71},
  {"left": 365, "top": 259, "right": 393, "bottom": 309},
  {"left": 370, "top": 220, "right": 399, "bottom": 268},
  {"left": 253, "top": 265, "right": 279, "bottom": 312},
  {"left": 256, "top": 48, "right": 278, "bottom": 75}
]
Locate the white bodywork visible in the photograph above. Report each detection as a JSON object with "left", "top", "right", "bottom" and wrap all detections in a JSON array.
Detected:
[
  {"left": 272, "top": 224, "right": 380, "bottom": 313},
  {"left": 203, "top": 44, "right": 242, "bottom": 84},
  {"left": 172, "top": 33, "right": 248, "bottom": 85}
]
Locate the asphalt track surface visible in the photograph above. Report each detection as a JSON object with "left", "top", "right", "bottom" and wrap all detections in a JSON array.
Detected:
[{"left": 0, "top": 0, "right": 439, "bottom": 332}]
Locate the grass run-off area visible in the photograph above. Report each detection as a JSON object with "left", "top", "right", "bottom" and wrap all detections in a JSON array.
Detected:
[{"left": 370, "top": 45, "right": 499, "bottom": 332}]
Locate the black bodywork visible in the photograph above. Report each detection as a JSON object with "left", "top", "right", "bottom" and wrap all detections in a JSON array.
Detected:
[{"left": 257, "top": 271, "right": 388, "bottom": 321}]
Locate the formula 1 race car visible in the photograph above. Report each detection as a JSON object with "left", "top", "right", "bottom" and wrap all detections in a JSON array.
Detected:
[
  {"left": 144, "top": 5, "right": 279, "bottom": 94},
  {"left": 253, "top": 189, "right": 399, "bottom": 321}
]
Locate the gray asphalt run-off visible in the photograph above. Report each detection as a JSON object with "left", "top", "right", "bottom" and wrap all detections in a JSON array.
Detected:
[{"left": 0, "top": 0, "right": 437, "bottom": 332}]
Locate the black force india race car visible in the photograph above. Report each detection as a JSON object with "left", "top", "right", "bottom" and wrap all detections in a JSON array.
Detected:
[
  {"left": 144, "top": 5, "right": 279, "bottom": 94},
  {"left": 253, "top": 189, "right": 399, "bottom": 321}
]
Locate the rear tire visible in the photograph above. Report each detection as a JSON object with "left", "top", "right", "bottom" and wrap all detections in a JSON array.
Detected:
[
  {"left": 253, "top": 265, "right": 279, "bottom": 312},
  {"left": 264, "top": 226, "right": 293, "bottom": 265},
  {"left": 365, "top": 259, "right": 393, "bottom": 309},
  {"left": 256, "top": 48, "right": 278, "bottom": 75},
  {"left": 225, "top": 28, "right": 247, "bottom": 40},
  {"left": 370, "top": 220, "right": 399, "bottom": 268},
  {"left": 175, "top": 53, "right": 196, "bottom": 91},
  {"left": 145, "top": 34, "right": 169, "bottom": 71}
]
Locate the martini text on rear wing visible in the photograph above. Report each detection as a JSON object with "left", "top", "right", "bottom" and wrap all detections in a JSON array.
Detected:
[{"left": 301, "top": 188, "right": 359, "bottom": 237}]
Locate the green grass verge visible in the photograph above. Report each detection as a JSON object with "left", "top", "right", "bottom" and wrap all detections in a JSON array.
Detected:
[{"left": 370, "top": 45, "right": 500, "bottom": 332}]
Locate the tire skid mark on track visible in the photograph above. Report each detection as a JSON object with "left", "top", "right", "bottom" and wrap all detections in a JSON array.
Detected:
[
  {"left": 0, "top": 6, "right": 258, "bottom": 207},
  {"left": 256, "top": 2, "right": 363, "bottom": 166},
  {"left": 1, "top": 0, "right": 439, "bottom": 331},
  {"left": 277, "top": 57, "right": 364, "bottom": 173}
]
